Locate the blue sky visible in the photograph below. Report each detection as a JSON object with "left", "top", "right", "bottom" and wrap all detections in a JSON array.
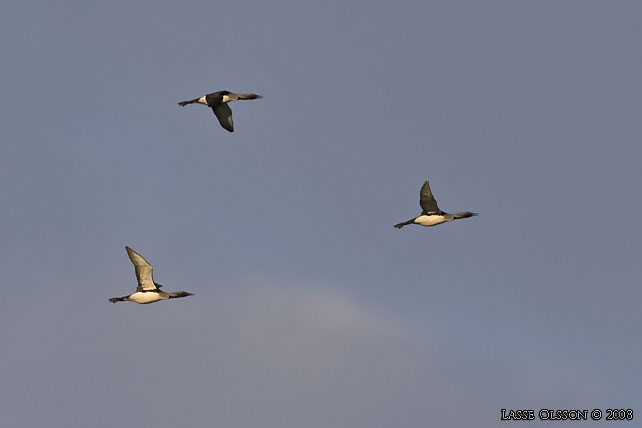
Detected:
[{"left": 1, "top": 1, "right": 641, "bottom": 427}]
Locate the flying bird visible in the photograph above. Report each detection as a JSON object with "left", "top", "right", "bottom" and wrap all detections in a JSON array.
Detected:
[
  {"left": 178, "top": 90, "right": 263, "bottom": 132},
  {"left": 109, "top": 246, "right": 194, "bottom": 304},
  {"left": 394, "top": 181, "right": 478, "bottom": 229}
]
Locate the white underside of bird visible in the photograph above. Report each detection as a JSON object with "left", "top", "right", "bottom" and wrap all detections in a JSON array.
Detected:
[
  {"left": 413, "top": 214, "right": 450, "bottom": 227},
  {"left": 127, "top": 291, "right": 166, "bottom": 304}
]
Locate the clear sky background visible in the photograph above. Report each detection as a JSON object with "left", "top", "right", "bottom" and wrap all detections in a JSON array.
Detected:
[{"left": 1, "top": 1, "right": 641, "bottom": 427}]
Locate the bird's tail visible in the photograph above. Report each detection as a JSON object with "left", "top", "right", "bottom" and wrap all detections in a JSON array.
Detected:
[
  {"left": 394, "top": 219, "right": 415, "bottom": 229},
  {"left": 178, "top": 98, "right": 199, "bottom": 106},
  {"left": 454, "top": 212, "right": 478, "bottom": 219},
  {"left": 237, "top": 93, "right": 263, "bottom": 100},
  {"left": 108, "top": 296, "right": 128, "bottom": 304}
]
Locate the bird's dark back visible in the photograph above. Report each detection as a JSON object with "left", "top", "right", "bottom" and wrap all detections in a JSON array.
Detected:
[{"left": 206, "top": 91, "right": 229, "bottom": 105}]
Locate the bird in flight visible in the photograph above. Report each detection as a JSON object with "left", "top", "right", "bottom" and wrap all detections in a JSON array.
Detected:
[
  {"left": 394, "top": 181, "right": 478, "bottom": 229},
  {"left": 109, "top": 246, "right": 194, "bottom": 304},
  {"left": 178, "top": 90, "right": 263, "bottom": 132}
]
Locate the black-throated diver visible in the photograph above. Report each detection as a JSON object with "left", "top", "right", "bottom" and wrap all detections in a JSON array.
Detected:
[
  {"left": 108, "top": 246, "right": 194, "bottom": 304},
  {"left": 178, "top": 90, "right": 262, "bottom": 132},
  {"left": 394, "top": 181, "right": 478, "bottom": 229}
]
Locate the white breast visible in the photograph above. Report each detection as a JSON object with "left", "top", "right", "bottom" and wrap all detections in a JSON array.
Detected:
[
  {"left": 128, "top": 292, "right": 163, "bottom": 304},
  {"left": 414, "top": 215, "right": 449, "bottom": 227},
  {"left": 197, "top": 96, "right": 208, "bottom": 105},
  {"left": 222, "top": 94, "right": 232, "bottom": 103}
]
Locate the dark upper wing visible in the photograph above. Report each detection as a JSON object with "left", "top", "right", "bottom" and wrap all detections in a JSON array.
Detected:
[
  {"left": 419, "top": 181, "right": 441, "bottom": 214},
  {"left": 125, "top": 246, "right": 157, "bottom": 292},
  {"left": 212, "top": 104, "right": 234, "bottom": 132}
]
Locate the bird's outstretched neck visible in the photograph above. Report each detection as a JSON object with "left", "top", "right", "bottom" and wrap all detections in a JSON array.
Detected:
[
  {"left": 238, "top": 93, "right": 263, "bottom": 100},
  {"left": 108, "top": 296, "right": 128, "bottom": 304},
  {"left": 168, "top": 291, "right": 194, "bottom": 299},
  {"left": 454, "top": 212, "right": 478, "bottom": 219}
]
